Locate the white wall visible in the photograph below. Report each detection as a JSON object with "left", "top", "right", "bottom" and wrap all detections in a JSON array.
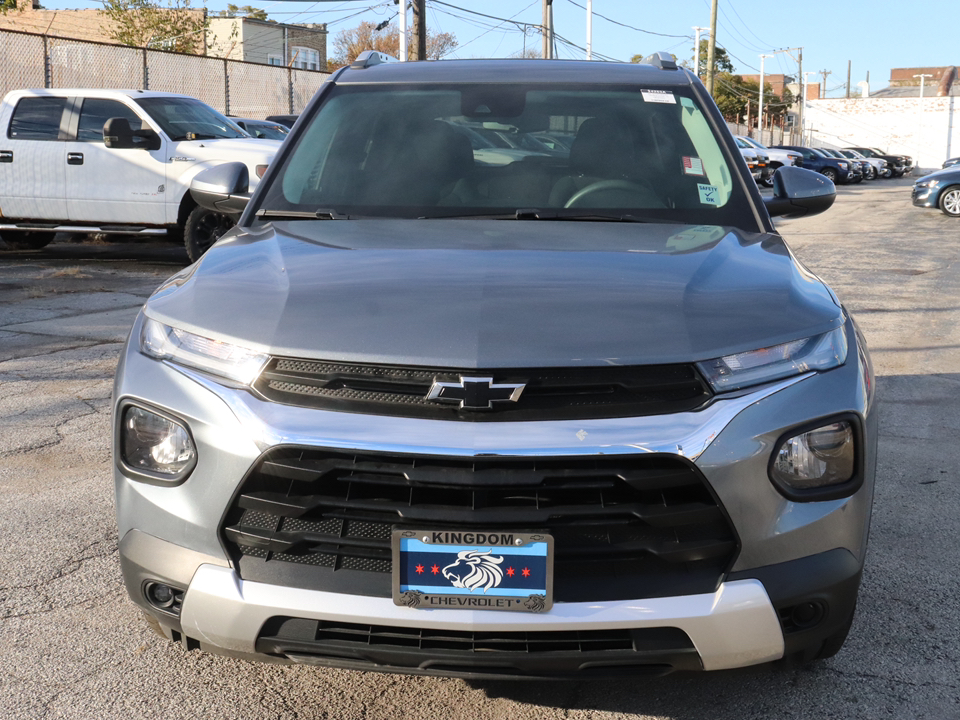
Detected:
[{"left": 803, "top": 96, "right": 960, "bottom": 168}]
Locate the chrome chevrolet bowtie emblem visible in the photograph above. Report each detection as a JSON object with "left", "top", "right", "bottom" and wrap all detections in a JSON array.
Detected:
[{"left": 427, "top": 376, "right": 525, "bottom": 410}]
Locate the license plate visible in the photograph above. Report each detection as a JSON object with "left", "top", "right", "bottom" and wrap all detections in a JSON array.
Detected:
[{"left": 392, "top": 530, "right": 554, "bottom": 613}]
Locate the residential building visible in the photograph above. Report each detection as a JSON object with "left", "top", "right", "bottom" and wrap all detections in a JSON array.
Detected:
[{"left": 206, "top": 17, "right": 327, "bottom": 70}]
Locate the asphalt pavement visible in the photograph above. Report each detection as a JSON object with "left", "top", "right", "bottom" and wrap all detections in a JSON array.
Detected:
[{"left": 1, "top": 176, "right": 959, "bottom": 719}]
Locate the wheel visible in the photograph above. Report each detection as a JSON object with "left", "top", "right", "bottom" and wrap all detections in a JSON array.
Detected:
[
  {"left": 563, "top": 179, "right": 658, "bottom": 209},
  {"left": 761, "top": 164, "right": 781, "bottom": 188},
  {"left": 0, "top": 230, "right": 56, "bottom": 251},
  {"left": 938, "top": 186, "right": 960, "bottom": 217},
  {"left": 184, "top": 206, "right": 235, "bottom": 262},
  {"left": 821, "top": 167, "right": 838, "bottom": 183},
  {"left": 881, "top": 166, "right": 892, "bottom": 178},
  {"left": 869, "top": 166, "right": 878, "bottom": 180},
  {"left": 892, "top": 170, "right": 904, "bottom": 178}
]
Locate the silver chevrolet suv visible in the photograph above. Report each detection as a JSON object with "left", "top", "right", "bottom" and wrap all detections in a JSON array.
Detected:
[{"left": 114, "top": 52, "right": 876, "bottom": 678}]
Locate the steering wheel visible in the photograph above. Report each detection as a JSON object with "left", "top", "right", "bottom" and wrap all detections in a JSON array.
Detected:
[{"left": 563, "top": 179, "right": 658, "bottom": 209}]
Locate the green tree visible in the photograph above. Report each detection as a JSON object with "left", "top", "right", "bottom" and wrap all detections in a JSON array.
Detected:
[
  {"left": 329, "top": 21, "right": 457, "bottom": 70},
  {"left": 99, "top": 0, "right": 208, "bottom": 53},
  {"left": 217, "top": 4, "right": 267, "bottom": 20},
  {"left": 687, "top": 40, "right": 734, "bottom": 77}
]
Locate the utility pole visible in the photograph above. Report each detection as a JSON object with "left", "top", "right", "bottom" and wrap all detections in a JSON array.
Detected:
[
  {"left": 397, "top": 0, "right": 407, "bottom": 62},
  {"left": 542, "top": 0, "right": 553, "bottom": 59},
  {"left": 819, "top": 69, "right": 832, "bottom": 97},
  {"left": 846, "top": 60, "right": 851, "bottom": 98},
  {"left": 411, "top": 0, "right": 426, "bottom": 61},
  {"left": 758, "top": 53, "right": 773, "bottom": 141},
  {"left": 586, "top": 0, "right": 592, "bottom": 60},
  {"left": 705, "top": 0, "right": 718, "bottom": 94},
  {"left": 693, "top": 26, "right": 708, "bottom": 79},
  {"left": 803, "top": 71, "right": 816, "bottom": 144}
]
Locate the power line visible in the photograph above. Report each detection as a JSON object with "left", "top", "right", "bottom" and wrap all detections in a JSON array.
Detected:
[{"left": 564, "top": 0, "right": 690, "bottom": 39}]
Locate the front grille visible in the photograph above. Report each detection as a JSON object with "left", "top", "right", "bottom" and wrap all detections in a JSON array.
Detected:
[
  {"left": 253, "top": 358, "right": 712, "bottom": 422},
  {"left": 255, "top": 618, "right": 703, "bottom": 676},
  {"left": 223, "top": 448, "right": 738, "bottom": 602}
]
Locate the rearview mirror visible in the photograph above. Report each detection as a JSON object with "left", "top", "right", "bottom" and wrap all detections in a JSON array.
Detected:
[
  {"left": 764, "top": 166, "right": 836, "bottom": 219},
  {"left": 190, "top": 162, "right": 251, "bottom": 213}
]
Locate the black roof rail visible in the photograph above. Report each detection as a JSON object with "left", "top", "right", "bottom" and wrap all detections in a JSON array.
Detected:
[
  {"left": 641, "top": 52, "right": 678, "bottom": 71},
  {"left": 350, "top": 50, "right": 396, "bottom": 69}
]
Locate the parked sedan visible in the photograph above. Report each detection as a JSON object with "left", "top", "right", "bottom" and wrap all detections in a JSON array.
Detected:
[
  {"left": 774, "top": 145, "right": 853, "bottom": 184},
  {"left": 233, "top": 118, "right": 289, "bottom": 141},
  {"left": 912, "top": 166, "right": 960, "bottom": 216},
  {"left": 265, "top": 114, "right": 299, "bottom": 128},
  {"left": 943, "top": 157, "right": 960, "bottom": 169}
]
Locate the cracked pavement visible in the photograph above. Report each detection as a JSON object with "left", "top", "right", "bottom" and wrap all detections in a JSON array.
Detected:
[{"left": 2, "top": 181, "right": 960, "bottom": 720}]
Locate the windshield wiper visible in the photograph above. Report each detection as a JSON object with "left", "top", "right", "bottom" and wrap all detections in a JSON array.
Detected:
[
  {"left": 256, "top": 209, "right": 350, "bottom": 220},
  {"left": 514, "top": 209, "right": 671, "bottom": 223}
]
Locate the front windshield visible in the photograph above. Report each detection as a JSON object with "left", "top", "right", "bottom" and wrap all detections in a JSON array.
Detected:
[
  {"left": 135, "top": 97, "right": 246, "bottom": 141},
  {"left": 245, "top": 121, "right": 289, "bottom": 141},
  {"left": 258, "top": 83, "right": 756, "bottom": 228}
]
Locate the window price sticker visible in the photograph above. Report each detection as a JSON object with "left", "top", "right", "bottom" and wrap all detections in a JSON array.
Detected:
[
  {"left": 682, "top": 156, "right": 705, "bottom": 176},
  {"left": 641, "top": 89, "right": 677, "bottom": 104}
]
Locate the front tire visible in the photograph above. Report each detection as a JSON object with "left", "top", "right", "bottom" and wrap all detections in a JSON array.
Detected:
[
  {"left": 184, "top": 206, "right": 235, "bottom": 262},
  {"left": 0, "top": 230, "right": 56, "bottom": 251},
  {"left": 939, "top": 186, "right": 960, "bottom": 217},
  {"left": 761, "top": 163, "right": 781, "bottom": 187},
  {"left": 821, "top": 167, "right": 838, "bottom": 183}
]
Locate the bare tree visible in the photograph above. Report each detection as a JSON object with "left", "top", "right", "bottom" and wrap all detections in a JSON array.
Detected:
[{"left": 329, "top": 20, "right": 456, "bottom": 69}]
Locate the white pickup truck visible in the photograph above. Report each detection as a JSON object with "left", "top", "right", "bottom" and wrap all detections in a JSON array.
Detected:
[{"left": 0, "top": 88, "right": 280, "bottom": 261}]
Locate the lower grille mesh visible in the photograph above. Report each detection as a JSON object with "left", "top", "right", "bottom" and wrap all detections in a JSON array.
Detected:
[{"left": 223, "top": 447, "right": 738, "bottom": 602}]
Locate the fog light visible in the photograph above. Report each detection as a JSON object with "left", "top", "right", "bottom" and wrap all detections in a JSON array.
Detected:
[
  {"left": 121, "top": 405, "right": 196, "bottom": 479},
  {"left": 144, "top": 581, "right": 184, "bottom": 616},
  {"left": 771, "top": 420, "right": 856, "bottom": 494}
]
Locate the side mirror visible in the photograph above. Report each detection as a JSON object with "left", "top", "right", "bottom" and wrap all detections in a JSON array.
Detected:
[
  {"left": 133, "top": 128, "right": 161, "bottom": 151},
  {"left": 103, "top": 117, "right": 135, "bottom": 149},
  {"left": 190, "top": 162, "right": 251, "bottom": 213},
  {"left": 764, "top": 166, "right": 836, "bottom": 219}
]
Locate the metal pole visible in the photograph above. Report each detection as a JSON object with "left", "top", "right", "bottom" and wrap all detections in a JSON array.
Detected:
[
  {"left": 693, "top": 26, "right": 706, "bottom": 79},
  {"left": 542, "top": 0, "right": 549, "bottom": 59},
  {"left": 846, "top": 60, "right": 851, "bottom": 98},
  {"left": 586, "top": 0, "right": 592, "bottom": 60},
  {"left": 914, "top": 73, "right": 932, "bottom": 168},
  {"left": 759, "top": 54, "right": 771, "bottom": 142},
  {"left": 705, "top": 0, "right": 718, "bottom": 95},
  {"left": 803, "top": 71, "right": 816, "bottom": 145},
  {"left": 398, "top": 0, "right": 407, "bottom": 62},
  {"left": 548, "top": 0, "right": 554, "bottom": 59}
]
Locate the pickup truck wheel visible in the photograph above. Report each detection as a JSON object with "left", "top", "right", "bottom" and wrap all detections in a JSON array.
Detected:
[
  {"left": 0, "top": 230, "right": 56, "bottom": 251},
  {"left": 939, "top": 186, "right": 960, "bottom": 217},
  {"left": 821, "top": 167, "right": 838, "bottom": 183},
  {"left": 184, "top": 206, "right": 234, "bottom": 262}
]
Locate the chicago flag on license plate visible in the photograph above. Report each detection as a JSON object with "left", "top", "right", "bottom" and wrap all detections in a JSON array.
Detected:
[{"left": 392, "top": 530, "right": 553, "bottom": 613}]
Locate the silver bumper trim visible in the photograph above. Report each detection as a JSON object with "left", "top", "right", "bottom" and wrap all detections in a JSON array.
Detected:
[{"left": 180, "top": 565, "right": 785, "bottom": 671}]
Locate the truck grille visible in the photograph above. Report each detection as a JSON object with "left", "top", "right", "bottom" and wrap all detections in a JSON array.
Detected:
[
  {"left": 222, "top": 448, "right": 738, "bottom": 602},
  {"left": 253, "top": 358, "right": 712, "bottom": 422}
]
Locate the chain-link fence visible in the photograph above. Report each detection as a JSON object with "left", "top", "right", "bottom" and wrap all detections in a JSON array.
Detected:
[
  {"left": 726, "top": 121, "right": 800, "bottom": 147},
  {"left": 0, "top": 28, "right": 329, "bottom": 117}
]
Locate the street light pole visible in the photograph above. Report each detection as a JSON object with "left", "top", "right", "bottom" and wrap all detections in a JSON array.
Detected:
[
  {"left": 914, "top": 73, "right": 933, "bottom": 169},
  {"left": 803, "top": 70, "right": 816, "bottom": 145},
  {"left": 397, "top": 0, "right": 407, "bottom": 61},
  {"left": 586, "top": 0, "right": 592, "bottom": 60},
  {"left": 693, "top": 26, "right": 707, "bottom": 79},
  {"left": 758, "top": 54, "right": 772, "bottom": 142}
]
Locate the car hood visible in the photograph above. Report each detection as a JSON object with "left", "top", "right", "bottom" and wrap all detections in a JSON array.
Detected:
[
  {"left": 146, "top": 220, "right": 843, "bottom": 368},
  {"left": 172, "top": 137, "right": 282, "bottom": 160}
]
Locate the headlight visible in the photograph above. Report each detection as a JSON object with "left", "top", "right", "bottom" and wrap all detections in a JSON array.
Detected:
[
  {"left": 838, "top": 162, "right": 848, "bottom": 169},
  {"left": 770, "top": 418, "right": 859, "bottom": 499},
  {"left": 140, "top": 317, "right": 268, "bottom": 384},
  {"left": 913, "top": 179, "right": 935, "bottom": 188},
  {"left": 120, "top": 405, "right": 196, "bottom": 480},
  {"left": 696, "top": 326, "right": 848, "bottom": 392}
]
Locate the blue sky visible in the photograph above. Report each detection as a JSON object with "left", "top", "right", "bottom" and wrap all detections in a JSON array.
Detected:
[{"left": 39, "top": 0, "right": 955, "bottom": 94}]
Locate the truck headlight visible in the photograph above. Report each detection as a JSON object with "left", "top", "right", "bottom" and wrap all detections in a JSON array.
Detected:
[
  {"left": 696, "top": 326, "right": 848, "bottom": 392},
  {"left": 140, "top": 317, "right": 268, "bottom": 385},
  {"left": 120, "top": 405, "right": 196, "bottom": 480},
  {"left": 770, "top": 418, "right": 860, "bottom": 499}
]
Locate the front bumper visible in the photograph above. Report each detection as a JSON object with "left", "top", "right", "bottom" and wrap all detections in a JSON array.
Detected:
[
  {"left": 114, "top": 313, "right": 876, "bottom": 675},
  {"left": 912, "top": 182, "right": 939, "bottom": 207}
]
